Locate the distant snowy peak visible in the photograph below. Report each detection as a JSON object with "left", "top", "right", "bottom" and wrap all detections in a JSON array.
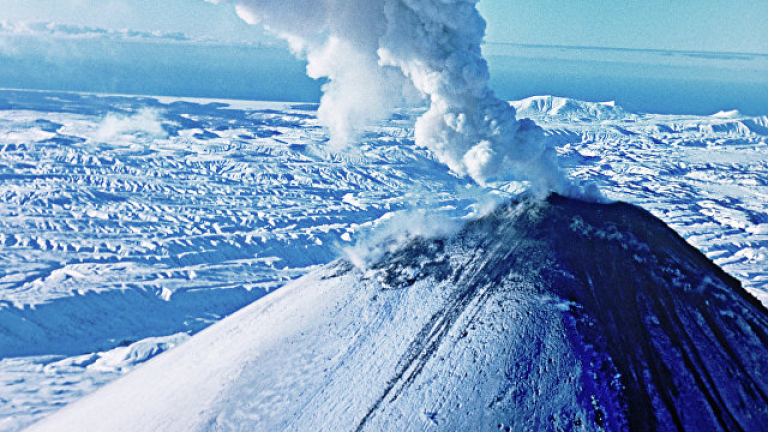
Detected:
[
  {"left": 25, "top": 194, "right": 768, "bottom": 432},
  {"left": 511, "top": 96, "right": 768, "bottom": 138},
  {"left": 711, "top": 109, "right": 743, "bottom": 119},
  {"left": 511, "top": 95, "right": 629, "bottom": 120}
]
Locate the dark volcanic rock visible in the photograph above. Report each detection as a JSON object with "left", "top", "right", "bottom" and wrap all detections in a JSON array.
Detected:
[{"left": 373, "top": 194, "right": 768, "bottom": 432}]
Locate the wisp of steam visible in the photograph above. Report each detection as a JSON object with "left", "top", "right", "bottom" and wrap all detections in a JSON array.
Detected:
[{"left": 208, "top": 0, "right": 594, "bottom": 198}]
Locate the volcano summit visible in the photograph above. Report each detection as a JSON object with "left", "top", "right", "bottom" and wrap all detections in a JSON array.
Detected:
[{"left": 25, "top": 194, "right": 768, "bottom": 432}]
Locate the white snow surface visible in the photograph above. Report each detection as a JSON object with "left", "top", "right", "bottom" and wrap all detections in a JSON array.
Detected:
[
  {"left": 21, "top": 196, "right": 767, "bottom": 432},
  {"left": 0, "top": 89, "right": 766, "bottom": 430},
  {"left": 23, "top": 262, "right": 592, "bottom": 432}
]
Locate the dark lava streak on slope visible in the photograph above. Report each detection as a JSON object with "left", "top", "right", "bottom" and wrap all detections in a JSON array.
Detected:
[{"left": 360, "top": 194, "right": 768, "bottom": 432}]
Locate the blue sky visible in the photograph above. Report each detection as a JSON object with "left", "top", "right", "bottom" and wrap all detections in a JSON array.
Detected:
[
  {"left": 0, "top": 0, "right": 766, "bottom": 114},
  {"left": 2, "top": 0, "right": 766, "bottom": 53},
  {"left": 479, "top": 0, "right": 768, "bottom": 54}
]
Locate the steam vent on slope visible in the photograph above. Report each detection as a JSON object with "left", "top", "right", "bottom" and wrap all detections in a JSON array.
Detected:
[{"left": 26, "top": 195, "right": 768, "bottom": 432}]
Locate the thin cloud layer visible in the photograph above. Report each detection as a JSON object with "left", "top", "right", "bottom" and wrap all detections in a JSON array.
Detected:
[
  {"left": 0, "top": 20, "right": 196, "bottom": 44},
  {"left": 92, "top": 109, "right": 167, "bottom": 142}
]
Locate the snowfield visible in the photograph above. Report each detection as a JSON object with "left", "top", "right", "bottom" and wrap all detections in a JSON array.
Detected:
[
  {"left": 0, "top": 89, "right": 766, "bottom": 430},
  {"left": 22, "top": 195, "right": 768, "bottom": 432}
]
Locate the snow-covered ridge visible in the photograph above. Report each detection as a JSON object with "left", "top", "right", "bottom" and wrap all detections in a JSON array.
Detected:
[
  {"left": 711, "top": 109, "right": 743, "bottom": 119},
  {"left": 511, "top": 95, "right": 629, "bottom": 120}
]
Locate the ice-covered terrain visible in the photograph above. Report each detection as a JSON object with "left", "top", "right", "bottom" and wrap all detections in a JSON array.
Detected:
[
  {"left": 0, "top": 89, "right": 766, "bottom": 430},
  {"left": 23, "top": 194, "right": 768, "bottom": 432}
]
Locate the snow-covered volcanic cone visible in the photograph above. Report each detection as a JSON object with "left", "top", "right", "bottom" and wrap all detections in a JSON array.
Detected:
[{"left": 25, "top": 195, "right": 768, "bottom": 432}]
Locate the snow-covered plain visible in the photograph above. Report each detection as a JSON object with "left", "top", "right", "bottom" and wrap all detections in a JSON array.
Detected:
[{"left": 0, "top": 89, "right": 766, "bottom": 430}]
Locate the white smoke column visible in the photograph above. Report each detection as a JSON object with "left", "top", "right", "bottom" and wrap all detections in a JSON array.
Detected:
[
  {"left": 229, "top": 0, "right": 412, "bottom": 150},
  {"left": 92, "top": 109, "right": 167, "bottom": 142},
  {"left": 211, "top": 0, "right": 583, "bottom": 195}
]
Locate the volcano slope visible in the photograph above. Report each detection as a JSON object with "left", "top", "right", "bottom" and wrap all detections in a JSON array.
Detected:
[{"left": 25, "top": 194, "right": 768, "bottom": 432}]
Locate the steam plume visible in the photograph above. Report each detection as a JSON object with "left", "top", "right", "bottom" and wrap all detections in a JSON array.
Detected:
[{"left": 210, "top": 0, "right": 586, "bottom": 196}]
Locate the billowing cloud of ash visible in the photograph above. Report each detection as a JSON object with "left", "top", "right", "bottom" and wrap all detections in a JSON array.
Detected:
[{"left": 208, "top": 0, "right": 594, "bottom": 197}]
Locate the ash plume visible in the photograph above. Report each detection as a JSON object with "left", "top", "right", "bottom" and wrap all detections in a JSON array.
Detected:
[{"left": 209, "top": 0, "right": 592, "bottom": 197}]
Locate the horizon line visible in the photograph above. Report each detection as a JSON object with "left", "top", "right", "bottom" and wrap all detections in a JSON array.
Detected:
[{"left": 482, "top": 41, "right": 768, "bottom": 58}]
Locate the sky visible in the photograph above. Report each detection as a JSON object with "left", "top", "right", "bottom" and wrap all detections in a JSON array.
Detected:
[
  {"left": 2, "top": 0, "right": 766, "bottom": 53},
  {"left": 0, "top": 0, "right": 271, "bottom": 46},
  {"left": 478, "top": 0, "right": 768, "bottom": 54},
  {"left": 0, "top": 0, "right": 766, "bottom": 114}
]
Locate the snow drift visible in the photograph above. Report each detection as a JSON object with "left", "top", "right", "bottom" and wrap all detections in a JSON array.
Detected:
[
  {"left": 206, "top": 0, "right": 576, "bottom": 194},
  {"left": 25, "top": 194, "right": 768, "bottom": 432}
]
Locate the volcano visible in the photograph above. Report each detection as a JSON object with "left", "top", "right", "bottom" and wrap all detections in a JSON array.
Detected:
[{"left": 25, "top": 194, "right": 768, "bottom": 432}]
